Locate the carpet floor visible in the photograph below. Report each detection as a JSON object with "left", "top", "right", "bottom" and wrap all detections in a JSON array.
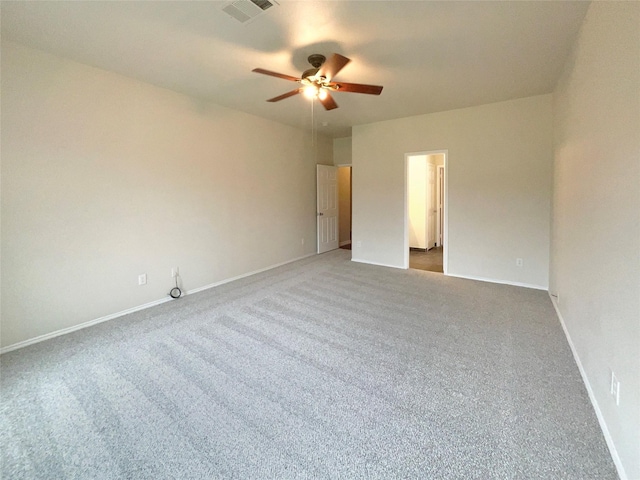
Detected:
[{"left": 0, "top": 249, "right": 617, "bottom": 479}]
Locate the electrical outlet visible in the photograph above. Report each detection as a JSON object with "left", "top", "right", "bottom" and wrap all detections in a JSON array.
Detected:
[
  {"left": 171, "top": 267, "right": 179, "bottom": 278},
  {"left": 516, "top": 258, "right": 523, "bottom": 267},
  {"left": 301, "top": 238, "right": 305, "bottom": 245},
  {"left": 138, "top": 274, "right": 147, "bottom": 285},
  {"left": 610, "top": 371, "right": 620, "bottom": 406},
  {"left": 356, "top": 240, "right": 362, "bottom": 248}
]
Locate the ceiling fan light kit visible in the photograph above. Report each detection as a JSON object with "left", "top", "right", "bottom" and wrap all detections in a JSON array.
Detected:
[
  {"left": 303, "top": 85, "right": 328, "bottom": 100},
  {"left": 252, "top": 53, "right": 383, "bottom": 111}
]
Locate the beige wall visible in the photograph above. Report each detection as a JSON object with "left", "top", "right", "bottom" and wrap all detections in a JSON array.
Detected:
[
  {"left": 352, "top": 94, "right": 553, "bottom": 288},
  {"left": 333, "top": 137, "right": 352, "bottom": 166},
  {"left": 0, "top": 42, "right": 332, "bottom": 349},
  {"left": 551, "top": 2, "right": 640, "bottom": 478}
]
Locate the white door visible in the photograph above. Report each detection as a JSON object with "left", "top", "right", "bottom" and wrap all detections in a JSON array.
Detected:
[
  {"left": 426, "top": 163, "right": 436, "bottom": 249},
  {"left": 317, "top": 165, "right": 339, "bottom": 253}
]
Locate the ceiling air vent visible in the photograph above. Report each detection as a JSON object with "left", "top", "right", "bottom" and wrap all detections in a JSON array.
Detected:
[{"left": 221, "top": 0, "right": 278, "bottom": 24}]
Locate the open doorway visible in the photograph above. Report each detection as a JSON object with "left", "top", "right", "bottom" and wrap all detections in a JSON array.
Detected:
[
  {"left": 405, "top": 151, "right": 447, "bottom": 273},
  {"left": 337, "top": 166, "right": 352, "bottom": 251}
]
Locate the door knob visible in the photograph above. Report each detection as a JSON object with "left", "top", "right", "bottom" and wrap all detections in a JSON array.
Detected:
[{"left": 317, "top": 212, "right": 324, "bottom": 216}]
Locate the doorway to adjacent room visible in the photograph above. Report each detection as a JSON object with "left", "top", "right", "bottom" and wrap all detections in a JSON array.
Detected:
[
  {"left": 405, "top": 151, "right": 447, "bottom": 273},
  {"left": 337, "top": 165, "right": 352, "bottom": 251}
]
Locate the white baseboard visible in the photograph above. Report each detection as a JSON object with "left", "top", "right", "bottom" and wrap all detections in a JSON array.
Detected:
[
  {"left": 350, "top": 258, "right": 402, "bottom": 269},
  {"left": 186, "top": 253, "right": 316, "bottom": 295},
  {"left": 350, "top": 263, "right": 549, "bottom": 290},
  {"left": 339, "top": 240, "right": 352, "bottom": 247},
  {"left": 447, "top": 272, "right": 548, "bottom": 291},
  {"left": 0, "top": 252, "right": 317, "bottom": 355},
  {"left": 549, "top": 294, "right": 627, "bottom": 480},
  {"left": 0, "top": 296, "right": 172, "bottom": 355}
]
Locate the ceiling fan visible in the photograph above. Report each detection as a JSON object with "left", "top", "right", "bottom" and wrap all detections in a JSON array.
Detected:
[{"left": 252, "top": 53, "right": 383, "bottom": 110}]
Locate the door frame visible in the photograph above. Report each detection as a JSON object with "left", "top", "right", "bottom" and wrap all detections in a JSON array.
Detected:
[
  {"left": 436, "top": 164, "right": 445, "bottom": 247},
  {"left": 426, "top": 162, "right": 436, "bottom": 250},
  {"left": 404, "top": 150, "right": 448, "bottom": 272}
]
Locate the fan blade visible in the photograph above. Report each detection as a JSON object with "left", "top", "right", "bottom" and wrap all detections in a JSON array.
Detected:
[
  {"left": 267, "top": 89, "right": 302, "bottom": 102},
  {"left": 317, "top": 54, "right": 350, "bottom": 81},
  {"left": 252, "top": 68, "right": 300, "bottom": 82},
  {"left": 319, "top": 92, "right": 338, "bottom": 110},
  {"left": 332, "top": 82, "right": 383, "bottom": 95}
]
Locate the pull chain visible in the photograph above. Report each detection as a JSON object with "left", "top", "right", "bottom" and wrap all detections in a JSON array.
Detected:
[{"left": 311, "top": 97, "right": 316, "bottom": 147}]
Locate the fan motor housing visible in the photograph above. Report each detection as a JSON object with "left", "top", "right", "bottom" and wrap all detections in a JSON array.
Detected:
[
  {"left": 307, "top": 54, "right": 326, "bottom": 69},
  {"left": 301, "top": 68, "right": 319, "bottom": 81}
]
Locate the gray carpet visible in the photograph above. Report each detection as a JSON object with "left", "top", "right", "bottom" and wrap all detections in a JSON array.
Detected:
[{"left": 1, "top": 249, "right": 617, "bottom": 479}]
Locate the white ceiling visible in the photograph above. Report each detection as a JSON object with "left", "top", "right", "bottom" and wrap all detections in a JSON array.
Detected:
[{"left": 1, "top": 1, "right": 589, "bottom": 138}]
